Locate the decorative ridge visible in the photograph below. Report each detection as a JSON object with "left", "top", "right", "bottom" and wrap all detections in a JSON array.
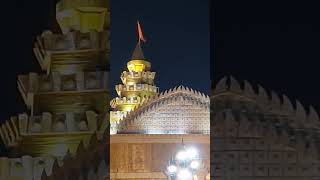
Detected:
[
  {"left": 116, "top": 85, "right": 209, "bottom": 132},
  {"left": 40, "top": 126, "right": 109, "bottom": 180},
  {"left": 212, "top": 76, "right": 320, "bottom": 130}
]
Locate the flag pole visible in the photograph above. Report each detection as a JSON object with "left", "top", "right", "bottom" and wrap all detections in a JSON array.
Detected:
[{"left": 137, "top": 20, "right": 140, "bottom": 44}]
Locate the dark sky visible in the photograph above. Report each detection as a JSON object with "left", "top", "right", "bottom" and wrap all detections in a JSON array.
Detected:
[
  {"left": 110, "top": 0, "right": 210, "bottom": 97},
  {"left": 0, "top": 1, "right": 53, "bottom": 120},
  {"left": 4, "top": 0, "right": 320, "bottom": 121},
  {"left": 0, "top": 0, "right": 210, "bottom": 120},
  {"left": 212, "top": 0, "right": 320, "bottom": 111}
]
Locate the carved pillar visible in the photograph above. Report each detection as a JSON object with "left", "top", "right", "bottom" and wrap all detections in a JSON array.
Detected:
[
  {"left": 76, "top": 72, "right": 85, "bottom": 91},
  {"left": 66, "top": 112, "right": 76, "bottom": 131},
  {"left": 29, "top": 73, "right": 39, "bottom": 93},
  {"left": 41, "top": 112, "right": 52, "bottom": 132},
  {"left": 22, "top": 155, "right": 34, "bottom": 180},
  {"left": 18, "top": 113, "right": 29, "bottom": 134},
  {"left": 86, "top": 111, "right": 97, "bottom": 131},
  {"left": 52, "top": 72, "right": 61, "bottom": 91}
]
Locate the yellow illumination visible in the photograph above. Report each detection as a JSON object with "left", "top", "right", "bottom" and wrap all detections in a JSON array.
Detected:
[
  {"left": 56, "top": 6, "right": 108, "bottom": 33},
  {"left": 127, "top": 60, "right": 151, "bottom": 72},
  {"left": 110, "top": 45, "right": 158, "bottom": 133}
]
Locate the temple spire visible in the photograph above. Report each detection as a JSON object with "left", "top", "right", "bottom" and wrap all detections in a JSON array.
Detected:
[
  {"left": 131, "top": 42, "right": 145, "bottom": 60},
  {"left": 110, "top": 21, "right": 158, "bottom": 134},
  {"left": 131, "top": 21, "right": 147, "bottom": 60}
]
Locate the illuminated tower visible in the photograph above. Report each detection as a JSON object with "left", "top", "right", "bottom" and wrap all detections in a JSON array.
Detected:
[
  {"left": 110, "top": 25, "right": 159, "bottom": 134},
  {"left": 0, "top": 0, "right": 109, "bottom": 179}
]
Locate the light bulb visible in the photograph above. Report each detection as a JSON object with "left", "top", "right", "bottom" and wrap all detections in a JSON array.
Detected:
[
  {"left": 190, "top": 160, "right": 200, "bottom": 169},
  {"left": 177, "top": 168, "right": 192, "bottom": 179},
  {"left": 167, "top": 165, "right": 177, "bottom": 174},
  {"left": 186, "top": 148, "right": 198, "bottom": 159},
  {"left": 176, "top": 150, "right": 188, "bottom": 161}
]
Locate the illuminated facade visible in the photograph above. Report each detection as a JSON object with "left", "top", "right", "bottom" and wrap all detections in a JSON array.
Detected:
[
  {"left": 110, "top": 43, "right": 159, "bottom": 134},
  {"left": 0, "top": 0, "right": 109, "bottom": 179},
  {"left": 109, "top": 36, "right": 210, "bottom": 179}
]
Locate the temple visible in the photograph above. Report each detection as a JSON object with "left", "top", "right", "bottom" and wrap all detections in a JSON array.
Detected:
[
  {"left": 109, "top": 42, "right": 159, "bottom": 134},
  {"left": 1, "top": 0, "right": 320, "bottom": 179},
  {"left": 109, "top": 25, "right": 210, "bottom": 179},
  {"left": 0, "top": 0, "right": 109, "bottom": 179}
]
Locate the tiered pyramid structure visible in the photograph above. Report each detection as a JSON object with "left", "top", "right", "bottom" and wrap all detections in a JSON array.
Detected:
[
  {"left": 0, "top": 0, "right": 109, "bottom": 179},
  {"left": 110, "top": 42, "right": 159, "bottom": 134}
]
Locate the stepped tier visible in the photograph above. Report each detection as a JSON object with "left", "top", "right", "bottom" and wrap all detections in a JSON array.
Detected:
[
  {"left": 109, "top": 42, "right": 160, "bottom": 134},
  {"left": 33, "top": 30, "right": 109, "bottom": 74},
  {"left": 110, "top": 96, "right": 149, "bottom": 111},
  {"left": 17, "top": 72, "right": 108, "bottom": 115},
  {"left": 0, "top": 132, "right": 108, "bottom": 180},
  {"left": 0, "top": 0, "right": 110, "bottom": 179},
  {"left": 120, "top": 71, "right": 155, "bottom": 85},
  {"left": 0, "top": 110, "right": 108, "bottom": 157},
  {"left": 127, "top": 60, "right": 151, "bottom": 72},
  {"left": 56, "top": 0, "right": 109, "bottom": 33},
  {"left": 115, "top": 84, "right": 158, "bottom": 97}
]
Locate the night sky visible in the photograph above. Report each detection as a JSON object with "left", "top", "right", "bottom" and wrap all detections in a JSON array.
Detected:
[
  {"left": 212, "top": 0, "right": 320, "bottom": 111},
  {"left": 0, "top": 1, "right": 53, "bottom": 121},
  {"left": 110, "top": 0, "right": 210, "bottom": 97},
  {"left": 2, "top": 0, "right": 319, "bottom": 121},
  {"left": 0, "top": 0, "right": 210, "bottom": 121}
]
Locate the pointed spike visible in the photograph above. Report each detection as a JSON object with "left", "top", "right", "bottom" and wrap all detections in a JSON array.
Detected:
[
  {"left": 282, "top": 95, "right": 294, "bottom": 113},
  {"left": 244, "top": 80, "right": 255, "bottom": 97},
  {"left": 63, "top": 149, "right": 72, "bottom": 162},
  {"left": 293, "top": 100, "right": 307, "bottom": 128},
  {"left": 271, "top": 91, "right": 281, "bottom": 109},
  {"left": 257, "top": 84, "right": 269, "bottom": 104},
  {"left": 77, "top": 141, "right": 85, "bottom": 154},
  {"left": 214, "top": 76, "right": 228, "bottom": 94},
  {"left": 41, "top": 168, "right": 48, "bottom": 179},
  {"left": 229, "top": 76, "right": 242, "bottom": 93},
  {"left": 52, "top": 159, "right": 60, "bottom": 172},
  {"left": 308, "top": 105, "right": 320, "bottom": 126}
]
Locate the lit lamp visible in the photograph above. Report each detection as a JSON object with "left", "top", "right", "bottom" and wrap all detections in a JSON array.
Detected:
[{"left": 165, "top": 146, "right": 201, "bottom": 180}]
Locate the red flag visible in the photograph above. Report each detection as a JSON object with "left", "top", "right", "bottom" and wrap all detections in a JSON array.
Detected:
[{"left": 137, "top": 21, "right": 146, "bottom": 43}]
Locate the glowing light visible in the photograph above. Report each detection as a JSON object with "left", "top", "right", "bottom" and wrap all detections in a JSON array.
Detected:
[
  {"left": 176, "top": 150, "right": 188, "bottom": 161},
  {"left": 186, "top": 148, "right": 198, "bottom": 159},
  {"left": 177, "top": 169, "right": 192, "bottom": 179},
  {"left": 110, "top": 129, "right": 117, "bottom": 135},
  {"left": 167, "top": 165, "right": 177, "bottom": 174},
  {"left": 190, "top": 160, "right": 200, "bottom": 170}
]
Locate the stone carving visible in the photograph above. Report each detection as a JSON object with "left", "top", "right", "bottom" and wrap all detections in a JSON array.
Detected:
[{"left": 211, "top": 76, "right": 320, "bottom": 179}]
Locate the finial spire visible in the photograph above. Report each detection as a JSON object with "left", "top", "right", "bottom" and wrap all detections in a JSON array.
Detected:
[
  {"left": 131, "top": 21, "right": 146, "bottom": 60},
  {"left": 131, "top": 43, "right": 145, "bottom": 60}
]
